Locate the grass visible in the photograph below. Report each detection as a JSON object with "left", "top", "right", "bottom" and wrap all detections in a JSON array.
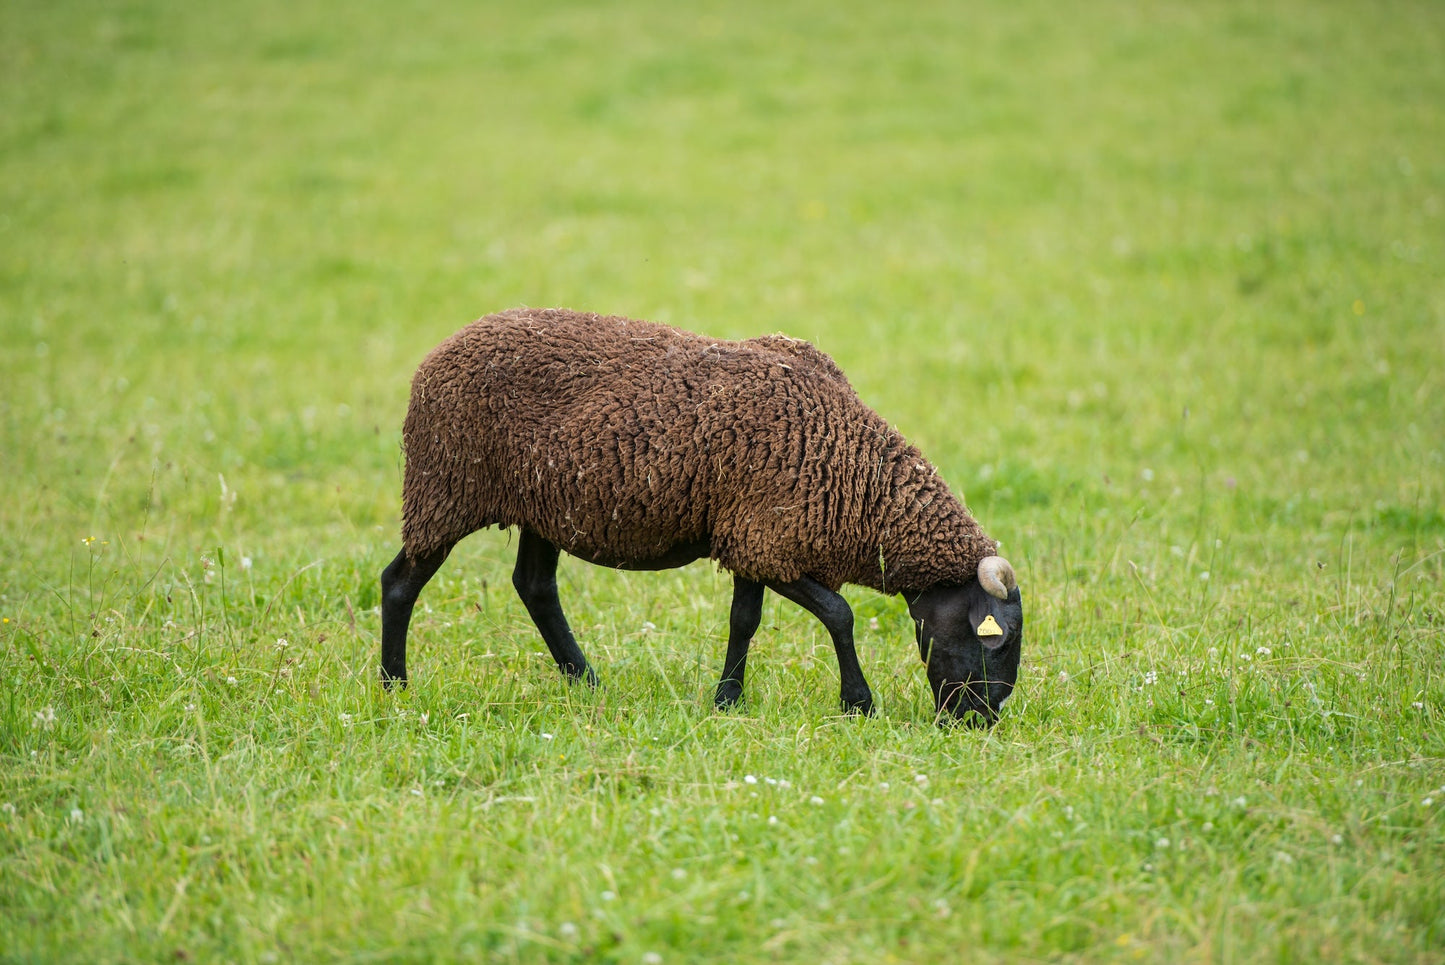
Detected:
[{"left": 2, "top": 0, "right": 1443, "bottom": 960}]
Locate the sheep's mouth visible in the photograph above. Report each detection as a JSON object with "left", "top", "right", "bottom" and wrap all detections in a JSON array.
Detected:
[{"left": 933, "top": 679, "right": 1000, "bottom": 729}]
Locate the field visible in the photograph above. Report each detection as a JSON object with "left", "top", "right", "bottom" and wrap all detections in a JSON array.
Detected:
[{"left": 3, "top": 0, "right": 1444, "bottom": 961}]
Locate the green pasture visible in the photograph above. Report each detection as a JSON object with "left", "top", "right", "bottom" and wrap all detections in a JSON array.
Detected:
[{"left": 3, "top": 0, "right": 1443, "bottom": 960}]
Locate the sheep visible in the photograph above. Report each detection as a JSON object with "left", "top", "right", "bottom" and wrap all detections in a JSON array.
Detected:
[{"left": 380, "top": 308, "right": 1023, "bottom": 725}]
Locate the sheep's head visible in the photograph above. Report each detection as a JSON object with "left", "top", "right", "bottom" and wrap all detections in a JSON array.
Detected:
[{"left": 906, "top": 556, "right": 1022, "bottom": 728}]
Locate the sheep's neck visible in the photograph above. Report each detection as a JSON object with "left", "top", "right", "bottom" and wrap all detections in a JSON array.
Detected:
[{"left": 863, "top": 459, "right": 997, "bottom": 595}]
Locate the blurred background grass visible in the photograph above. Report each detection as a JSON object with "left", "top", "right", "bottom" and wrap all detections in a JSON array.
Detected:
[
  {"left": 3, "top": 0, "right": 1441, "bottom": 567},
  {"left": 2, "top": 0, "right": 1443, "bottom": 961}
]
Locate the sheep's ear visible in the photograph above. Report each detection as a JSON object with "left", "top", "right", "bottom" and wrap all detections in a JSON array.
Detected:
[
  {"left": 967, "top": 594, "right": 1013, "bottom": 651},
  {"left": 977, "top": 556, "right": 1016, "bottom": 600}
]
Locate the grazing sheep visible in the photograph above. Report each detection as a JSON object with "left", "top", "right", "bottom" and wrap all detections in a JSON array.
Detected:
[{"left": 381, "top": 308, "right": 1023, "bottom": 725}]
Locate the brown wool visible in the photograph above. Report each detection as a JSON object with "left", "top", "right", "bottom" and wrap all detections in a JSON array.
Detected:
[{"left": 401, "top": 308, "right": 998, "bottom": 594}]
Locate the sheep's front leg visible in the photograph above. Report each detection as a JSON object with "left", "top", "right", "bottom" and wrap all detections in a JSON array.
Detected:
[
  {"left": 512, "top": 528, "right": 598, "bottom": 685},
  {"left": 715, "top": 576, "right": 764, "bottom": 709},
  {"left": 767, "top": 576, "right": 874, "bottom": 716},
  {"left": 380, "top": 543, "right": 453, "bottom": 688}
]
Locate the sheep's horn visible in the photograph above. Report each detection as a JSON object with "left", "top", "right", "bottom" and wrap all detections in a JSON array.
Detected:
[{"left": 977, "top": 556, "right": 1016, "bottom": 600}]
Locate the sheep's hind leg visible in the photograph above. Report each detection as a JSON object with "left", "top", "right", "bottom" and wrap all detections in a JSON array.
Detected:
[
  {"left": 767, "top": 576, "right": 874, "bottom": 716},
  {"left": 380, "top": 543, "right": 453, "bottom": 688},
  {"left": 715, "top": 576, "right": 764, "bottom": 710},
  {"left": 513, "top": 528, "right": 598, "bottom": 685}
]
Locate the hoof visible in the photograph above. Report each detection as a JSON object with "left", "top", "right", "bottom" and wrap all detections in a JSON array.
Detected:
[
  {"left": 380, "top": 670, "right": 408, "bottom": 692},
  {"left": 714, "top": 681, "right": 744, "bottom": 710},
  {"left": 841, "top": 692, "right": 875, "bottom": 717},
  {"left": 562, "top": 664, "right": 600, "bottom": 688}
]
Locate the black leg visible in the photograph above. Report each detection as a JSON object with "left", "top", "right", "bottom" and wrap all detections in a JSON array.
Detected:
[
  {"left": 380, "top": 543, "right": 452, "bottom": 688},
  {"left": 512, "top": 528, "right": 597, "bottom": 685},
  {"left": 715, "top": 576, "right": 764, "bottom": 709},
  {"left": 767, "top": 575, "right": 874, "bottom": 715}
]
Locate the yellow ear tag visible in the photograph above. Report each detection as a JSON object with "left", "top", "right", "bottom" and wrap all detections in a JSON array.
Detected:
[{"left": 977, "top": 614, "right": 1003, "bottom": 637}]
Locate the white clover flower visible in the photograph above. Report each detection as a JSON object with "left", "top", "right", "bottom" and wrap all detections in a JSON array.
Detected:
[
  {"left": 69, "top": 808, "right": 84, "bottom": 823},
  {"left": 915, "top": 774, "right": 929, "bottom": 785},
  {"left": 642, "top": 954, "right": 662, "bottom": 965},
  {"left": 1232, "top": 797, "right": 1247, "bottom": 808},
  {"left": 1143, "top": 671, "right": 1157, "bottom": 686},
  {"left": 768, "top": 816, "right": 779, "bottom": 826},
  {"left": 1155, "top": 837, "right": 1170, "bottom": 849},
  {"left": 1058, "top": 670, "right": 1070, "bottom": 682},
  {"left": 1331, "top": 834, "right": 1343, "bottom": 844},
  {"left": 1412, "top": 701, "right": 1424, "bottom": 710},
  {"left": 275, "top": 638, "right": 288, "bottom": 650},
  {"left": 879, "top": 782, "right": 890, "bottom": 790},
  {"left": 671, "top": 868, "right": 686, "bottom": 881},
  {"left": 810, "top": 796, "right": 825, "bottom": 806},
  {"left": 600, "top": 890, "right": 616, "bottom": 902},
  {"left": 410, "top": 788, "right": 423, "bottom": 797},
  {"left": 226, "top": 676, "right": 238, "bottom": 686},
  {"left": 559, "top": 922, "right": 578, "bottom": 940},
  {"left": 541, "top": 733, "right": 554, "bottom": 741},
  {"left": 1256, "top": 646, "right": 1271, "bottom": 656},
  {"left": 1424, "top": 797, "right": 1435, "bottom": 807},
  {"left": 240, "top": 556, "right": 253, "bottom": 571},
  {"left": 744, "top": 774, "right": 757, "bottom": 785},
  {"left": 33, "top": 706, "right": 57, "bottom": 730}
]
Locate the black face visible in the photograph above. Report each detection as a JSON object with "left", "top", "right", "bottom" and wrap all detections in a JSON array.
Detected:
[{"left": 907, "top": 581, "right": 1023, "bottom": 728}]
